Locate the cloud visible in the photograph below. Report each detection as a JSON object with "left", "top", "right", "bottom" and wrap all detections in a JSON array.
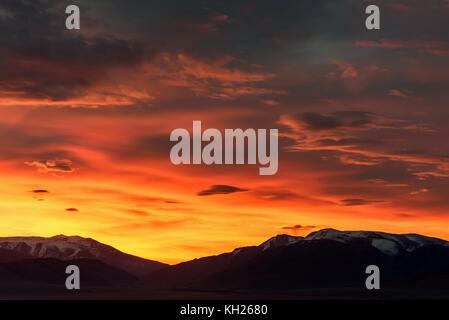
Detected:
[
  {"left": 355, "top": 39, "right": 449, "bottom": 56},
  {"left": 262, "top": 99, "right": 280, "bottom": 106},
  {"left": 410, "top": 188, "right": 429, "bottom": 195},
  {"left": 297, "top": 113, "right": 344, "bottom": 131},
  {"left": 29, "top": 189, "right": 49, "bottom": 201},
  {"left": 282, "top": 224, "right": 317, "bottom": 236},
  {"left": 330, "top": 60, "right": 358, "bottom": 79},
  {"left": 197, "top": 185, "right": 249, "bottom": 196},
  {"left": 165, "top": 200, "right": 181, "bottom": 204},
  {"left": 65, "top": 208, "right": 79, "bottom": 212},
  {"left": 0, "top": 0, "right": 149, "bottom": 107},
  {"left": 25, "top": 159, "right": 74, "bottom": 175},
  {"left": 282, "top": 224, "right": 316, "bottom": 231},
  {"left": 30, "top": 189, "right": 49, "bottom": 194},
  {"left": 340, "top": 198, "right": 383, "bottom": 206},
  {"left": 338, "top": 154, "right": 380, "bottom": 166},
  {"left": 255, "top": 190, "right": 335, "bottom": 206},
  {"left": 146, "top": 53, "right": 282, "bottom": 99},
  {"left": 387, "top": 89, "right": 408, "bottom": 98},
  {"left": 279, "top": 110, "right": 449, "bottom": 180},
  {"left": 293, "top": 111, "right": 373, "bottom": 131},
  {"left": 173, "top": 12, "right": 230, "bottom": 34}
]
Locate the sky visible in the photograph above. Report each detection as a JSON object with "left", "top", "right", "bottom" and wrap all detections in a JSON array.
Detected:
[{"left": 0, "top": 0, "right": 448, "bottom": 264}]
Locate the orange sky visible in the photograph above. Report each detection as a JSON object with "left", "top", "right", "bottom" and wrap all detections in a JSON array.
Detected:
[
  {"left": 0, "top": 104, "right": 448, "bottom": 264},
  {"left": 0, "top": 0, "right": 448, "bottom": 264}
]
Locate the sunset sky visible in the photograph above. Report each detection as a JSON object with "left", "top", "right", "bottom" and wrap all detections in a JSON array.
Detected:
[{"left": 0, "top": 0, "right": 448, "bottom": 264}]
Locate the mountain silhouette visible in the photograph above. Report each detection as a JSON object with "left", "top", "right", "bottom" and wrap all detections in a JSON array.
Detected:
[{"left": 1, "top": 229, "right": 449, "bottom": 299}]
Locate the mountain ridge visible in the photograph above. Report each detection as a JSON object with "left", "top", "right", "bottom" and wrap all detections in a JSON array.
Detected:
[
  {"left": 0, "top": 234, "right": 167, "bottom": 276},
  {"left": 2, "top": 229, "right": 449, "bottom": 298},
  {"left": 2, "top": 228, "right": 449, "bottom": 265}
]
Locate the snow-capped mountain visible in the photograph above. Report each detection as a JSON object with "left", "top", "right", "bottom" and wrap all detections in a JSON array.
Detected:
[
  {"left": 0, "top": 235, "right": 114, "bottom": 259},
  {"left": 303, "top": 228, "right": 449, "bottom": 256},
  {"left": 0, "top": 235, "right": 167, "bottom": 276},
  {"left": 3, "top": 229, "right": 449, "bottom": 298},
  {"left": 260, "top": 234, "right": 303, "bottom": 250},
  {"left": 258, "top": 229, "right": 449, "bottom": 256},
  {"left": 146, "top": 228, "right": 449, "bottom": 292}
]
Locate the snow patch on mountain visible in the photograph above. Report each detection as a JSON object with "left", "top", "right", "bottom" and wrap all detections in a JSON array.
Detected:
[
  {"left": 0, "top": 235, "right": 115, "bottom": 260},
  {"left": 260, "top": 234, "right": 303, "bottom": 250},
  {"left": 255, "top": 229, "right": 449, "bottom": 256},
  {"left": 371, "top": 239, "right": 399, "bottom": 256},
  {"left": 304, "top": 228, "right": 449, "bottom": 255},
  {"left": 0, "top": 234, "right": 167, "bottom": 276}
]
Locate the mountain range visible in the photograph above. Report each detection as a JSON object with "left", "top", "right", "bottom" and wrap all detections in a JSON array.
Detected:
[
  {"left": 1, "top": 229, "right": 449, "bottom": 299},
  {"left": 0, "top": 235, "right": 166, "bottom": 276}
]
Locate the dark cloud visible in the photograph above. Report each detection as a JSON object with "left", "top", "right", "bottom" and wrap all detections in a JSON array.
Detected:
[
  {"left": 29, "top": 189, "right": 49, "bottom": 201},
  {"left": 259, "top": 190, "right": 309, "bottom": 201},
  {"left": 332, "top": 111, "right": 374, "bottom": 126},
  {"left": 1, "top": 0, "right": 448, "bottom": 107},
  {"left": 295, "top": 111, "right": 374, "bottom": 131},
  {"left": 65, "top": 208, "right": 78, "bottom": 212},
  {"left": 197, "top": 185, "right": 249, "bottom": 196},
  {"left": 315, "top": 138, "right": 384, "bottom": 147},
  {"left": 0, "top": 0, "right": 147, "bottom": 103},
  {"left": 282, "top": 224, "right": 316, "bottom": 231},
  {"left": 30, "top": 189, "right": 49, "bottom": 194},
  {"left": 297, "top": 113, "right": 344, "bottom": 131},
  {"left": 340, "top": 198, "right": 383, "bottom": 206}
]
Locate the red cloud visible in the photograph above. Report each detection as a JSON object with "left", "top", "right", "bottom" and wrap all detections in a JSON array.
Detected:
[{"left": 355, "top": 39, "right": 449, "bottom": 56}]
